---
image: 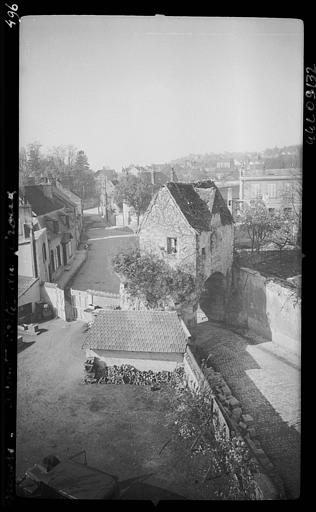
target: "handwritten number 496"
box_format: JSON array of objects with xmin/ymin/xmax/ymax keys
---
[{"xmin": 5, "ymin": 4, "xmax": 19, "ymax": 28}]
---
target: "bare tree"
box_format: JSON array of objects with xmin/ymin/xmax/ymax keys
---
[{"xmin": 237, "ymin": 199, "xmax": 277, "ymax": 253}]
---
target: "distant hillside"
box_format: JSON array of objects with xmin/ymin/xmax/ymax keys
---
[{"xmin": 146, "ymin": 145, "xmax": 302, "ymax": 182}]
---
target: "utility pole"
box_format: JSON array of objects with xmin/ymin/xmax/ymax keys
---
[{"xmin": 29, "ymin": 224, "xmax": 38, "ymax": 278}]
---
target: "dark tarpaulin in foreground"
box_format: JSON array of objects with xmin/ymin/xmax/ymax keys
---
[{"xmin": 27, "ymin": 461, "xmax": 118, "ymax": 499}]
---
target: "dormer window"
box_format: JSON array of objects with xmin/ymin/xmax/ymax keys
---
[{"xmin": 167, "ymin": 237, "xmax": 177, "ymax": 254}]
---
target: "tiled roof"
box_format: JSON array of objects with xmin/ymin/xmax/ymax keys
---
[
  {"xmin": 53, "ymin": 188, "xmax": 77, "ymax": 208},
  {"xmin": 193, "ymin": 181, "xmax": 234, "ymax": 226},
  {"xmin": 18, "ymin": 275, "xmax": 39, "ymax": 298},
  {"xmin": 22, "ymin": 186, "xmax": 64, "ymax": 215},
  {"xmin": 166, "ymin": 182, "xmax": 213, "ymax": 231},
  {"xmin": 82, "ymin": 310, "xmax": 189, "ymax": 353},
  {"xmin": 165, "ymin": 181, "xmax": 233, "ymax": 230}
]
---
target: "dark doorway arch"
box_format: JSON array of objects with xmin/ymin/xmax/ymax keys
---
[{"xmin": 199, "ymin": 272, "xmax": 226, "ymax": 322}]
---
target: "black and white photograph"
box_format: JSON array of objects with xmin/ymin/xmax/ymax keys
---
[{"xmin": 14, "ymin": 15, "xmax": 302, "ymax": 501}]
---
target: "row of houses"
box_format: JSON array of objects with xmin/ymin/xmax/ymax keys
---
[
  {"xmin": 18, "ymin": 178, "xmax": 84, "ymax": 324},
  {"xmin": 94, "ymin": 164, "xmax": 301, "ymax": 230}
]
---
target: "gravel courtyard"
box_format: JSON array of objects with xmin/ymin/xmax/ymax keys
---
[{"xmin": 16, "ymin": 318, "xmax": 214, "ymax": 500}]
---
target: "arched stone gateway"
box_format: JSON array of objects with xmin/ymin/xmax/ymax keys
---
[{"xmin": 199, "ymin": 272, "xmax": 226, "ymax": 322}]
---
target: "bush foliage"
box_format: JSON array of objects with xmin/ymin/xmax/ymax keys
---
[
  {"xmin": 112, "ymin": 249, "xmax": 200, "ymax": 308},
  {"xmin": 166, "ymin": 384, "xmax": 263, "ymax": 500}
]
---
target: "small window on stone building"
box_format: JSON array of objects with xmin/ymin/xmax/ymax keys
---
[
  {"xmin": 65, "ymin": 215, "xmax": 70, "ymax": 228},
  {"xmin": 283, "ymin": 207, "xmax": 292, "ymax": 216},
  {"xmin": 167, "ymin": 237, "xmax": 177, "ymax": 254},
  {"xmin": 201, "ymin": 247, "xmax": 206, "ymax": 260}
]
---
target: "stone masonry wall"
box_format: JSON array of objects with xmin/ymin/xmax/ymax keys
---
[
  {"xmin": 139, "ymin": 187, "xmax": 197, "ymax": 274},
  {"xmin": 198, "ymin": 215, "xmax": 234, "ymax": 279},
  {"xmin": 227, "ymin": 266, "xmax": 301, "ymax": 356},
  {"xmin": 184, "ymin": 346, "xmax": 281, "ymax": 498}
]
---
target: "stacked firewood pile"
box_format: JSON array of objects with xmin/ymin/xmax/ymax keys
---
[{"xmin": 83, "ymin": 358, "xmax": 184, "ymax": 388}]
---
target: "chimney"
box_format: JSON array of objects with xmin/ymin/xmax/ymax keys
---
[
  {"xmin": 41, "ymin": 183, "xmax": 53, "ymax": 199},
  {"xmin": 170, "ymin": 167, "xmax": 177, "ymax": 182},
  {"xmin": 30, "ymin": 227, "xmax": 38, "ymax": 278}
]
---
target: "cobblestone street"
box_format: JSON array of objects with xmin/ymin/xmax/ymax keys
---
[{"xmin": 193, "ymin": 321, "xmax": 301, "ymax": 499}]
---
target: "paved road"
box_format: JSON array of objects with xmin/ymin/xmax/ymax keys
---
[
  {"xmin": 193, "ymin": 321, "xmax": 301, "ymax": 499},
  {"xmin": 70, "ymin": 223, "xmax": 139, "ymax": 293}
]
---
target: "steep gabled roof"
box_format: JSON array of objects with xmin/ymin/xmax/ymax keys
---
[
  {"xmin": 211, "ymin": 188, "xmax": 234, "ymax": 225},
  {"xmin": 193, "ymin": 181, "xmax": 234, "ymax": 226},
  {"xmin": 165, "ymin": 182, "xmax": 213, "ymax": 232},
  {"xmin": 82, "ymin": 310, "xmax": 189, "ymax": 353}
]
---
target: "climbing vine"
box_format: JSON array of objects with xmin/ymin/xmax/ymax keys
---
[{"xmin": 112, "ymin": 249, "xmax": 203, "ymax": 309}]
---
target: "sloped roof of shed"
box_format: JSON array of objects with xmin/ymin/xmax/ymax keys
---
[
  {"xmin": 18, "ymin": 275, "xmax": 39, "ymax": 298},
  {"xmin": 82, "ymin": 310, "xmax": 189, "ymax": 353}
]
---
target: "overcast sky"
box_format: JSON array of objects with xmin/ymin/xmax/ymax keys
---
[{"xmin": 20, "ymin": 16, "xmax": 304, "ymax": 171}]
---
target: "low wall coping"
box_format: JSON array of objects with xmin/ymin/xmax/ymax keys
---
[
  {"xmin": 43, "ymin": 282, "xmax": 58, "ymax": 289},
  {"xmin": 86, "ymin": 289, "xmax": 120, "ymax": 298},
  {"xmin": 240, "ymin": 267, "xmax": 264, "ymax": 277}
]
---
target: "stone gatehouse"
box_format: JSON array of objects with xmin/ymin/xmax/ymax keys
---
[{"xmin": 138, "ymin": 180, "xmax": 234, "ymax": 322}]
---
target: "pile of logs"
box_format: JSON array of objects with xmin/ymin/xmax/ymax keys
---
[{"xmin": 83, "ymin": 358, "xmax": 184, "ymax": 388}]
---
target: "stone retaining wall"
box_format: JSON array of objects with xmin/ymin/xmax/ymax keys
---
[
  {"xmin": 227, "ymin": 266, "xmax": 301, "ymax": 357},
  {"xmin": 183, "ymin": 346, "xmax": 283, "ymax": 499}
]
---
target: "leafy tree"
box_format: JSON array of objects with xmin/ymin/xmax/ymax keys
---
[
  {"xmin": 65, "ymin": 150, "xmax": 96, "ymax": 200},
  {"xmin": 112, "ymin": 249, "xmax": 200, "ymax": 309},
  {"xmin": 114, "ymin": 174, "xmax": 153, "ymax": 226},
  {"xmin": 268, "ymin": 211, "xmax": 295, "ymax": 261},
  {"xmin": 74, "ymin": 150, "xmax": 90, "ymax": 173},
  {"xmin": 237, "ymin": 199, "xmax": 278, "ymax": 253}
]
